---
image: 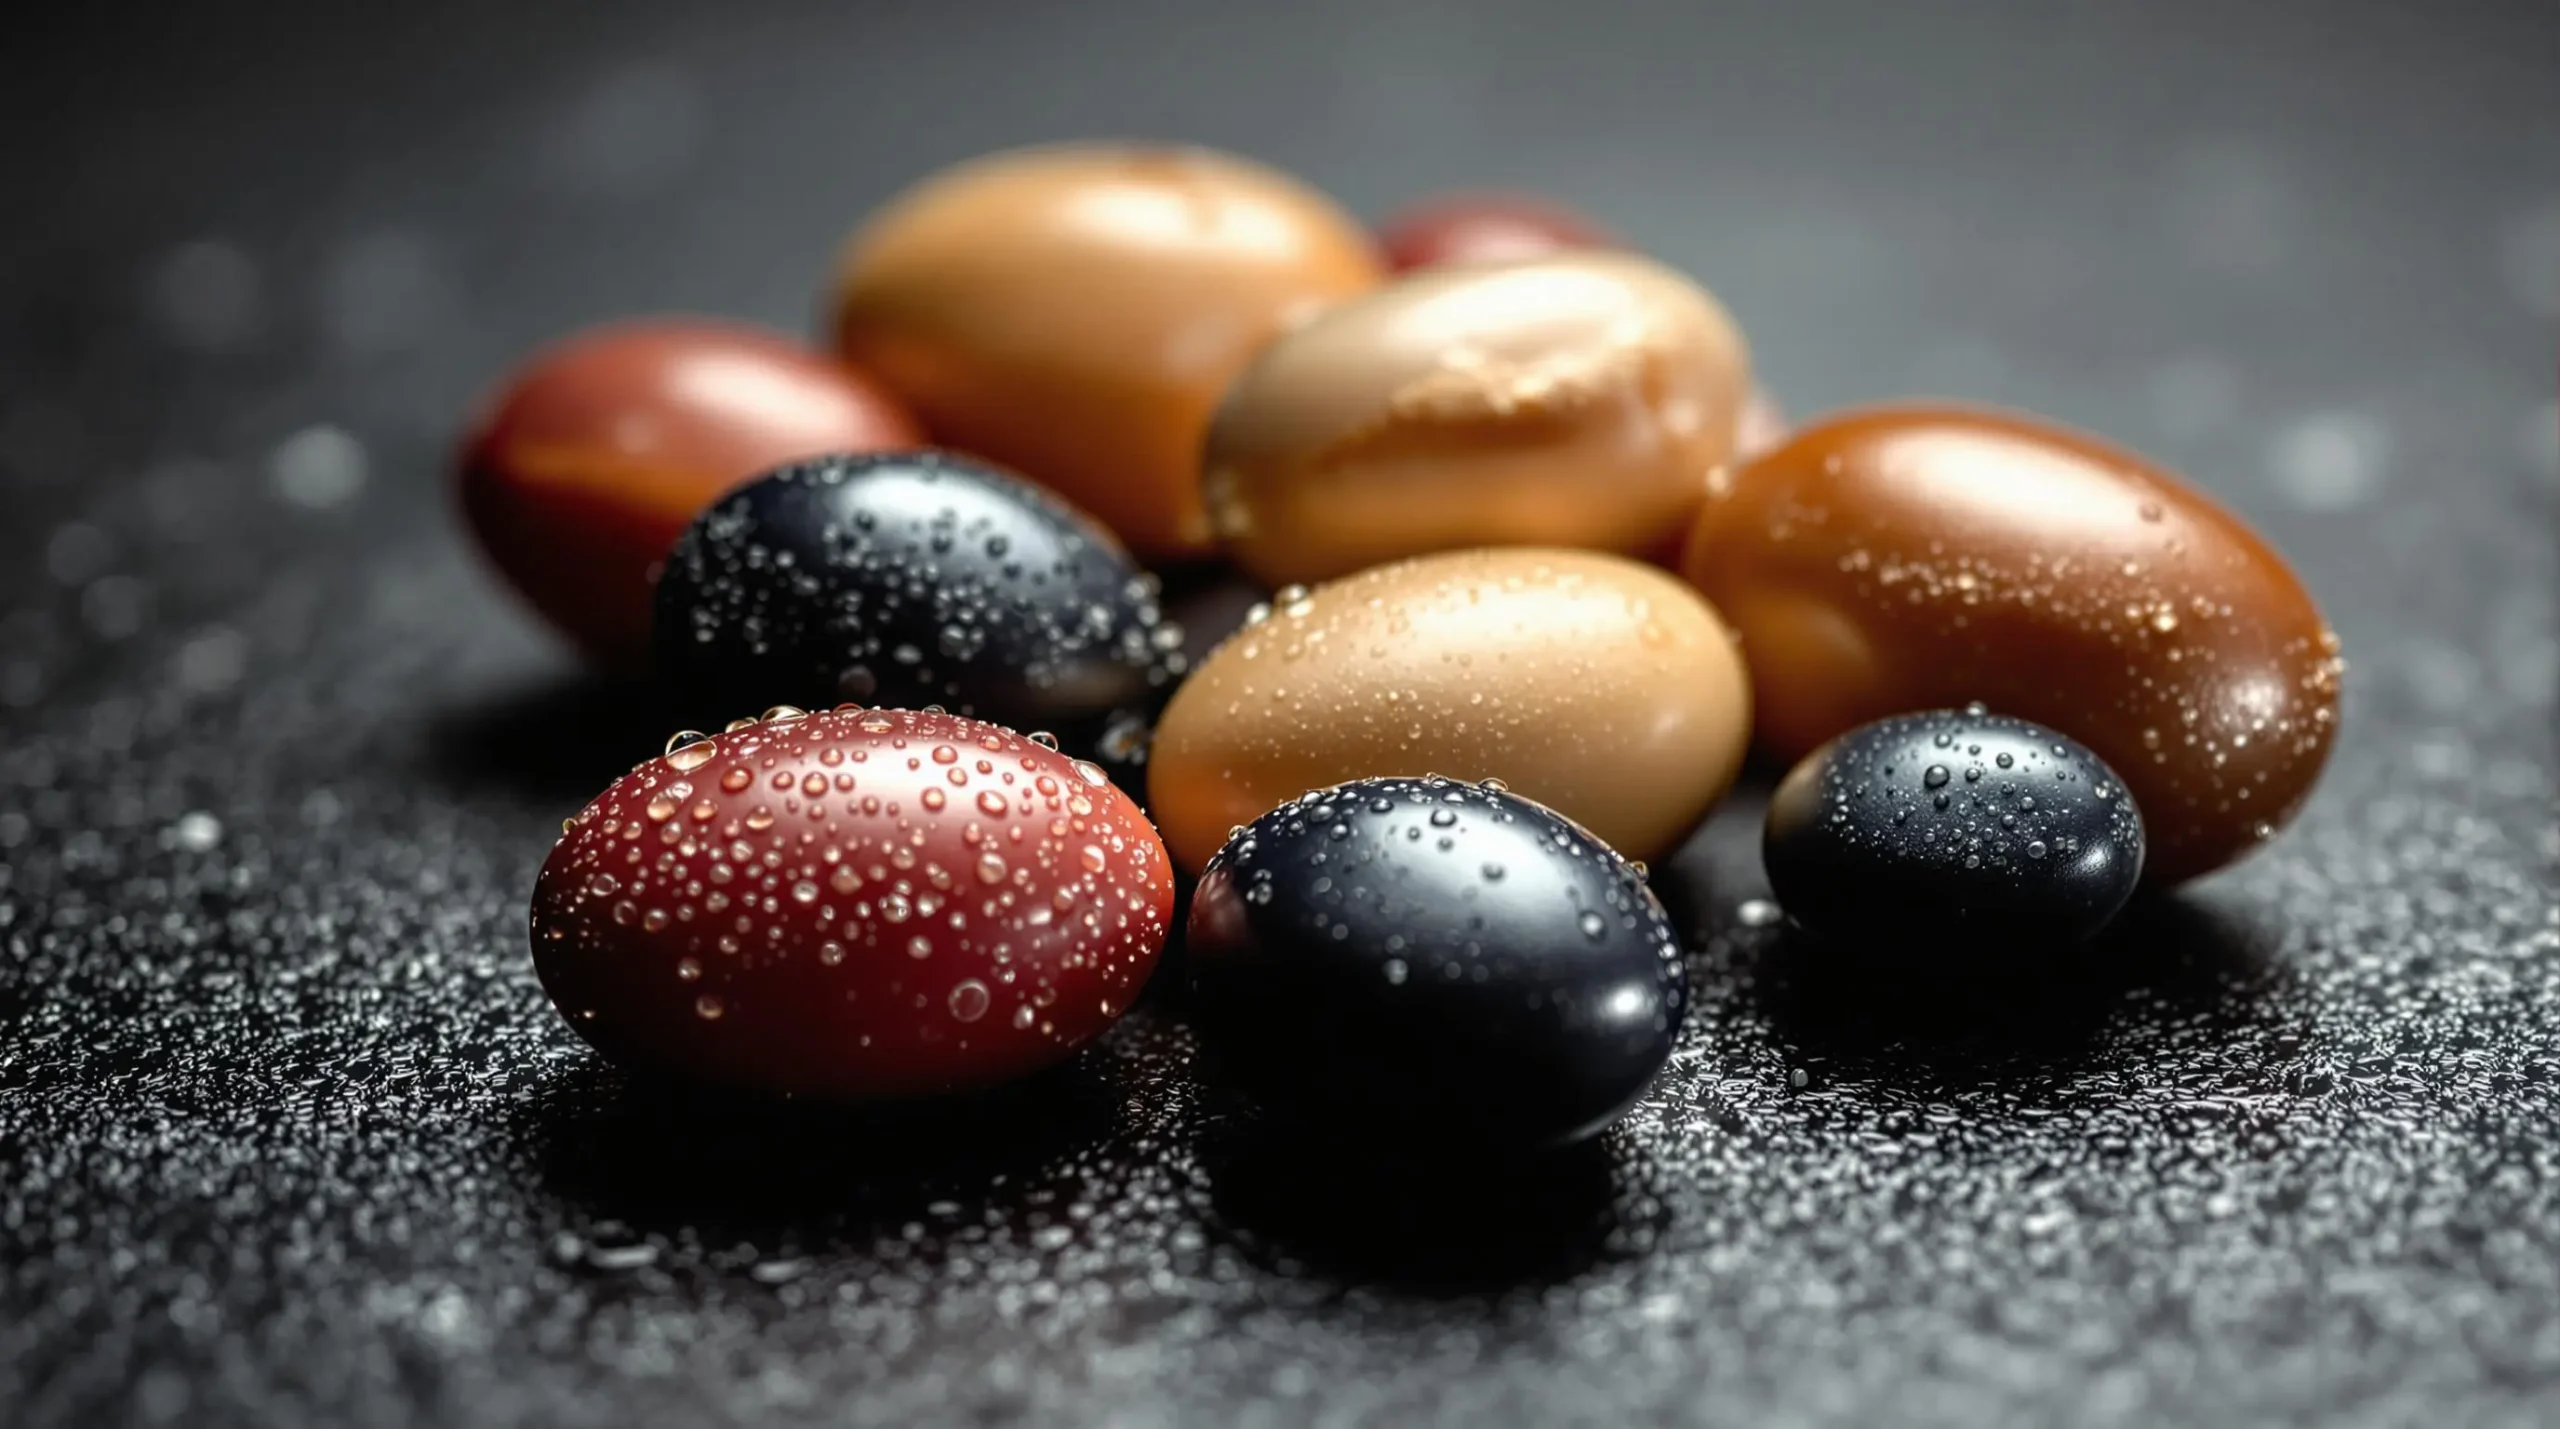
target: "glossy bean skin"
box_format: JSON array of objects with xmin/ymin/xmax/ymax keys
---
[
  {"xmin": 458, "ymin": 318, "xmax": 918, "ymax": 662},
  {"xmin": 1187, "ymin": 777, "xmax": 1686, "ymax": 1148},
  {"xmin": 652, "ymin": 452, "xmax": 1181, "ymax": 760},
  {"xmin": 1147, "ymin": 548, "xmax": 1753, "ymax": 875},
  {"xmin": 529, "ymin": 707, "xmax": 1174, "ymax": 1101},
  {"xmin": 832, "ymin": 143, "xmax": 1383, "ymax": 561},
  {"xmin": 1763, "ymin": 708, "xmax": 2146, "ymax": 949},
  {"xmin": 1202, "ymin": 252, "xmax": 1752, "ymax": 587},
  {"xmin": 1376, "ymin": 192, "xmax": 1618, "ymax": 270},
  {"xmin": 1684, "ymin": 404, "xmax": 2341, "ymax": 884}
]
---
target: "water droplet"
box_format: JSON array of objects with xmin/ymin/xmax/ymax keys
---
[
  {"xmin": 921, "ymin": 788, "xmax": 946, "ymax": 812},
  {"xmin": 642, "ymin": 908, "xmax": 671, "ymax": 933},
  {"xmin": 694, "ymin": 995, "xmax": 724, "ymax": 1020},
  {"xmin": 949, "ymin": 980, "xmax": 990, "ymax": 1022},
  {"xmin": 1383, "ymin": 958, "xmax": 1409, "ymax": 985},
  {"xmin": 791, "ymin": 881, "xmax": 819, "ymax": 904},
  {"xmin": 675, "ymin": 957, "xmax": 701, "ymax": 981},
  {"xmin": 585, "ymin": 873, "xmax": 619, "ymax": 898},
  {"xmin": 170, "ymin": 811, "xmax": 223, "ymax": 853},
  {"xmin": 1923, "ymin": 765, "xmax": 1950, "ymax": 788},
  {"xmin": 881, "ymin": 893, "xmax": 913, "ymax": 923},
  {"xmin": 976, "ymin": 790, "xmax": 1010, "ymax": 817},
  {"xmin": 1481, "ymin": 861, "xmax": 1505, "ymax": 881},
  {"xmin": 1079, "ymin": 845, "xmax": 1108, "ymax": 874},
  {"xmin": 1429, "ymin": 808, "xmax": 1458, "ymax": 827},
  {"xmin": 1736, "ymin": 898, "xmax": 1782, "ymax": 928},
  {"xmin": 762, "ymin": 704, "xmax": 807, "ymax": 723},
  {"xmin": 2026, "ymin": 840, "xmax": 2049, "ymax": 859},
  {"xmin": 664, "ymin": 733, "xmax": 715, "ymax": 770},
  {"xmin": 719, "ymin": 767, "xmax": 753, "ymax": 793},
  {"xmin": 819, "ymin": 941, "xmax": 846, "ymax": 966},
  {"xmin": 976, "ymin": 853, "xmax": 1007, "ymax": 884},
  {"xmin": 907, "ymin": 935, "xmax": 934, "ymax": 959},
  {"xmin": 1070, "ymin": 760, "xmax": 1110, "ymax": 787},
  {"xmin": 645, "ymin": 795, "xmax": 678, "ymax": 823},
  {"xmin": 1578, "ymin": 911, "xmax": 1607, "ymax": 940}
]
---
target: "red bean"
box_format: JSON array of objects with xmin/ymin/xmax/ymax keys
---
[{"xmin": 529, "ymin": 706, "xmax": 1174, "ymax": 1099}]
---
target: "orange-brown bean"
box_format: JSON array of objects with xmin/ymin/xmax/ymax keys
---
[
  {"xmin": 1202, "ymin": 252, "xmax": 1750, "ymax": 587},
  {"xmin": 1148, "ymin": 547, "xmax": 1753, "ymax": 875},
  {"xmin": 831, "ymin": 144, "xmax": 1383, "ymax": 561},
  {"xmin": 1682, "ymin": 403, "xmax": 2341, "ymax": 884}
]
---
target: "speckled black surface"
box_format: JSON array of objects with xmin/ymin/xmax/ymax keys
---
[{"xmin": 2, "ymin": 3, "xmax": 2555, "ymax": 1425}]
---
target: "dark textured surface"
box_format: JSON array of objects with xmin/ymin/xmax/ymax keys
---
[{"xmin": 2, "ymin": 2, "xmax": 2556, "ymax": 1426}]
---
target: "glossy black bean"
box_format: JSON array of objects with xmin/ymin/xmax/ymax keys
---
[
  {"xmin": 652, "ymin": 451, "xmax": 1182, "ymax": 754},
  {"xmin": 1185, "ymin": 776, "xmax": 1687, "ymax": 1149},
  {"xmin": 1762, "ymin": 706, "xmax": 2146, "ymax": 950}
]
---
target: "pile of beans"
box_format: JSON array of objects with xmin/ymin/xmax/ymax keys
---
[{"xmin": 469, "ymin": 143, "xmax": 2341, "ymax": 1147}]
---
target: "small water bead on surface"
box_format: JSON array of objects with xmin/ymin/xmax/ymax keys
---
[
  {"xmin": 1185, "ymin": 775, "xmax": 1686, "ymax": 1149},
  {"xmin": 527, "ymin": 705, "xmax": 1174, "ymax": 1100},
  {"xmin": 665, "ymin": 736, "xmax": 717, "ymax": 773},
  {"xmin": 1763, "ymin": 707, "xmax": 2147, "ymax": 952}
]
